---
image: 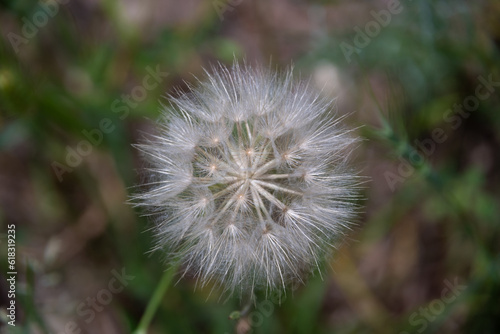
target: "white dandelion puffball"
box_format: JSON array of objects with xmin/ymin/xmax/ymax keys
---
[{"xmin": 134, "ymin": 62, "xmax": 362, "ymax": 295}]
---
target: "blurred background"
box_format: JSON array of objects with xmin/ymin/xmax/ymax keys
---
[{"xmin": 1, "ymin": 0, "xmax": 499, "ymax": 333}]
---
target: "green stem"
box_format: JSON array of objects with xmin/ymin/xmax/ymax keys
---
[{"xmin": 133, "ymin": 263, "xmax": 179, "ymax": 334}]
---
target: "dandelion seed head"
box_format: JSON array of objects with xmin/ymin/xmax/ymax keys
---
[{"xmin": 133, "ymin": 61, "xmax": 363, "ymax": 296}]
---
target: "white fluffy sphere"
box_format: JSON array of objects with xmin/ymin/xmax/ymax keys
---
[{"xmin": 133, "ymin": 62, "xmax": 363, "ymax": 296}]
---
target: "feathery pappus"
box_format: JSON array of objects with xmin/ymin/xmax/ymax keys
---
[{"xmin": 133, "ymin": 61, "xmax": 363, "ymax": 296}]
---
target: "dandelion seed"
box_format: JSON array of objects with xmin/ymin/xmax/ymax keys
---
[{"xmin": 133, "ymin": 61, "xmax": 363, "ymax": 296}]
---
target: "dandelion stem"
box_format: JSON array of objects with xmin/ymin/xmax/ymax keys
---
[{"xmin": 133, "ymin": 263, "xmax": 179, "ymax": 334}]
